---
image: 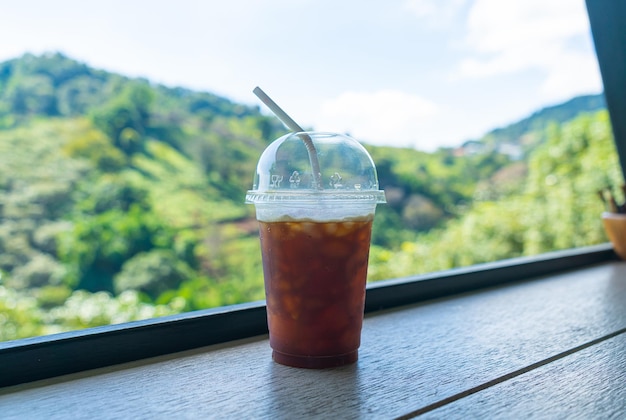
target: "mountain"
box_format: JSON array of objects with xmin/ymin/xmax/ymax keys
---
[
  {"xmin": 0, "ymin": 52, "xmax": 264, "ymax": 121},
  {"xmin": 0, "ymin": 52, "xmax": 288, "ymax": 200},
  {"xmin": 460, "ymin": 93, "xmax": 606, "ymax": 158},
  {"xmin": 0, "ymin": 52, "xmax": 290, "ymax": 306},
  {"xmin": 0, "ymin": 52, "xmax": 616, "ymax": 341}
]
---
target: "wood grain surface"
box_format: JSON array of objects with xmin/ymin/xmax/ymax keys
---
[
  {"xmin": 1, "ymin": 262, "xmax": 625, "ymax": 419},
  {"xmin": 421, "ymin": 334, "xmax": 626, "ymax": 419}
]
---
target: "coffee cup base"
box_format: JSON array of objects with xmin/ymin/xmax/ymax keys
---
[{"xmin": 272, "ymin": 350, "xmax": 358, "ymax": 369}]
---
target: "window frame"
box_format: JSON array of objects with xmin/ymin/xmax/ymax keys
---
[
  {"xmin": 585, "ymin": 0, "xmax": 626, "ymax": 180},
  {"xmin": 1, "ymin": 0, "xmax": 624, "ymax": 388}
]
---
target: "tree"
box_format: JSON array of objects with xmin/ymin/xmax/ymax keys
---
[
  {"xmin": 114, "ymin": 250, "xmax": 193, "ymax": 299},
  {"xmin": 58, "ymin": 204, "xmax": 175, "ymax": 293},
  {"xmin": 91, "ymin": 83, "xmax": 154, "ymax": 154},
  {"xmin": 4, "ymin": 75, "xmax": 57, "ymax": 115}
]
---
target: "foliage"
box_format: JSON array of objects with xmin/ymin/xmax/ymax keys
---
[
  {"xmin": 44, "ymin": 290, "xmax": 185, "ymax": 331},
  {"xmin": 58, "ymin": 204, "xmax": 176, "ymax": 292},
  {"xmin": 0, "ymin": 53, "xmax": 619, "ymax": 342},
  {"xmin": 114, "ymin": 249, "xmax": 194, "ymax": 298},
  {"xmin": 476, "ymin": 94, "xmax": 606, "ymax": 156},
  {"xmin": 0, "ymin": 285, "xmax": 45, "ymax": 341},
  {"xmin": 366, "ymin": 144, "xmax": 511, "ymax": 246},
  {"xmin": 63, "ymin": 126, "xmax": 127, "ymax": 171},
  {"xmin": 0, "ymin": 285, "xmax": 185, "ymax": 342},
  {"xmin": 368, "ymin": 111, "xmax": 621, "ymax": 280},
  {"xmin": 91, "ymin": 82, "xmax": 153, "ymax": 154}
]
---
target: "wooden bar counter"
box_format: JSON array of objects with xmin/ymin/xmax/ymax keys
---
[{"xmin": 1, "ymin": 261, "xmax": 625, "ymax": 418}]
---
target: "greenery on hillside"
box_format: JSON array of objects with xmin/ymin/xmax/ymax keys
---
[
  {"xmin": 472, "ymin": 93, "xmax": 606, "ymax": 156},
  {"xmin": 368, "ymin": 111, "xmax": 622, "ymax": 279},
  {"xmin": 0, "ymin": 53, "xmax": 621, "ymax": 342}
]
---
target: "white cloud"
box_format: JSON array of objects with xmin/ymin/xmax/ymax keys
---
[
  {"xmin": 404, "ymin": 0, "xmax": 468, "ymax": 28},
  {"xmin": 316, "ymin": 90, "xmax": 439, "ymax": 148},
  {"xmin": 465, "ymin": 0, "xmax": 588, "ymax": 53},
  {"xmin": 454, "ymin": 0, "xmax": 602, "ymax": 100}
]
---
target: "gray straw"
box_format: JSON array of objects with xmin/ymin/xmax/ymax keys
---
[{"xmin": 253, "ymin": 87, "xmax": 322, "ymax": 189}]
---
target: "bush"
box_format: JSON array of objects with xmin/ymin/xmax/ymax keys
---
[
  {"xmin": 10, "ymin": 253, "xmax": 67, "ymax": 288},
  {"xmin": 0, "ymin": 285, "xmax": 44, "ymax": 341},
  {"xmin": 45, "ymin": 289, "xmax": 185, "ymax": 330},
  {"xmin": 32, "ymin": 221, "xmax": 73, "ymax": 255},
  {"xmin": 114, "ymin": 250, "xmax": 194, "ymax": 299}
]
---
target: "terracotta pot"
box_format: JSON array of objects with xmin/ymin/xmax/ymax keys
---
[{"xmin": 602, "ymin": 212, "xmax": 626, "ymax": 259}]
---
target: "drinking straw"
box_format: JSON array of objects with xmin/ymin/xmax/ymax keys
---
[{"xmin": 253, "ymin": 87, "xmax": 323, "ymax": 189}]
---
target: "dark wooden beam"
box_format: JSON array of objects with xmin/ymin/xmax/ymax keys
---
[{"xmin": 586, "ymin": 0, "xmax": 626, "ymax": 181}]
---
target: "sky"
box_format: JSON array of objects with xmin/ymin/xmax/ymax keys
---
[{"xmin": 0, "ymin": 0, "xmax": 603, "ymax": 151}]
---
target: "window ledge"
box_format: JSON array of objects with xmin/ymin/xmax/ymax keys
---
[
  {"xmin": 0, "ymin": 244, "xmax": 614, "ymax": 388},
  {"xmin": 1, "ymin": 253, "xmax": 625, "ymax": 418}
]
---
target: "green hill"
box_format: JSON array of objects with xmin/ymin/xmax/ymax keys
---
[
  {"xmin": 0, "ymin": 53, "xmax": 289, "ymax": 338},
  {"xmin": 0, "ymin": 53, "xmax": 619, "ymax": 341},
  {"xmin": 462, "ymin": 93, "xmax": 606, "ymax": 158}
]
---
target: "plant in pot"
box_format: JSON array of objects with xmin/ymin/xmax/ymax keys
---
[{"xmin": 600, "ymin": 185, "xmax": 626, "ymax": 259}]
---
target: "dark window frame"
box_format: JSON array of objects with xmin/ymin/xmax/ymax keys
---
[{"xmin": 0, "ymin": 0, "xmax": 623, "ymax": 388}]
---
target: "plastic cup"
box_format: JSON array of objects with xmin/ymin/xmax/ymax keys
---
[{"xmin": 246, "ymin": 131, "xmax": 386, "ymax": 368}]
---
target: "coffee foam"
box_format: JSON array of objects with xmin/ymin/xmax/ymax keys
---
[{"xmin": 253, "ymin": 202, "xmax": 376, "ymax": 223}]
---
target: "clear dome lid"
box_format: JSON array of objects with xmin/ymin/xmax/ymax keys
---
[{"xmin": 246, "ymin": 132, "xmax": 386, "ymax": 204}]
